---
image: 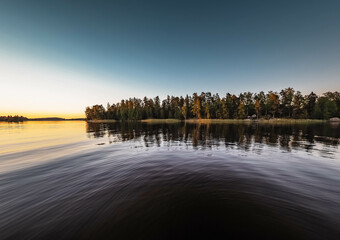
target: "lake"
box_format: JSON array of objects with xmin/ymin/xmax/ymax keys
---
[{"xmin": 1, "ymin": 121, "xmax": 340, "ymax": 239}]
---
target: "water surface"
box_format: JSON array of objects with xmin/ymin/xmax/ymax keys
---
[{"xmin": 1, "ymin": 121, "xmax": 340, "ymax": 239}]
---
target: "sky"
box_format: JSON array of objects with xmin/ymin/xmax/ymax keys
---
[{"xmin": 0, "ymin": 0, "xmax": 340, "ymax": 118}]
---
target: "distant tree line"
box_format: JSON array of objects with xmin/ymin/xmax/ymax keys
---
[
  {"xmin": 0, "ymin": 115, "xmax": 28, "ymax": 122},
  {"xmin": 85, "ymin": 88, "xmax": 340, "ymax": 121}
]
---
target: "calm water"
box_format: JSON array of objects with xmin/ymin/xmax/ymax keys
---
[{"xmin": 1, "ymin": 121, "xmax": 340, "ymax": 239}]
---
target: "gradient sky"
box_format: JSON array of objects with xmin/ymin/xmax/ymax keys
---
[{"xmin": 1, "ymin": 0, "xmax": 340, "ymax": 118}]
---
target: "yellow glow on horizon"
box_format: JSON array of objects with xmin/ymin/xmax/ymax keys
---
[
  {"xmin": 1, "ymin": 111, "xmax": 85, "ymax": 119},
  {"xmin": 0, "ymin": 50, "xmax": 133, "ymax": 119}
]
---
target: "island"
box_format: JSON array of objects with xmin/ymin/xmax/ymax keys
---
[{"xmin": 85, "ymin": 88, "xmax": 340, "ymax": 122}]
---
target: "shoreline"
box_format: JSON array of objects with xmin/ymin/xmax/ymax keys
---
[
  {"xmin": 1, "ymin": 118, "xmax": 329, "ymax": 124},
  {"xmin": 86, "ymin": 118, "xmax": 327, "ymax": 124}
]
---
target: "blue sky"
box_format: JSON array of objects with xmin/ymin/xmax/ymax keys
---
[{"xmin": 0, "ymin": 0, "xmax": 339, "ymax": 117}]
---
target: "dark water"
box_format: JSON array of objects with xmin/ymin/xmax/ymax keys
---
[{"xmin": 1, "ymin": 121, "xmax": 340, "ymax": 239}]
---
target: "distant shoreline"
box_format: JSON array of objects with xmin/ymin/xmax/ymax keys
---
[
  {"xmin": 28, "ymin": 118, "xmax": 85, "ymax": 121},
  {"xmin": 0, "ymin": 118, "xmax": 85, "ymax": 122}
]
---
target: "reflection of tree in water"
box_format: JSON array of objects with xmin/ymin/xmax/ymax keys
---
[
  {"xmin": 86, "ymin": 123, "xmax": 106, "ymax": 138},
  {"xmin": 86, "ymin": 122, "xmax": 340, "ymax": 154}
]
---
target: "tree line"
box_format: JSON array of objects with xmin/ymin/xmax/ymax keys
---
[
  {"xmin": 85, "ymin": 88, "xmax": 340, "ymax": 121},
  {"xmin": 0, "ymin": 115, "xmax": 28, "ymax": 122}
]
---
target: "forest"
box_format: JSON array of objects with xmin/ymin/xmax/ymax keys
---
[
  {"xmin": 85, "ymin": 88, "xmax": 340, "ymax": 121},
  {"xmin": 0, "ymin": 115, "xmax": 28, "ymax": 122}
]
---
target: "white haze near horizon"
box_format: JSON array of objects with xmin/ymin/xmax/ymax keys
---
[{"xmin": 0, "ymin": 52, "xmax": 142, "ymax": 118}]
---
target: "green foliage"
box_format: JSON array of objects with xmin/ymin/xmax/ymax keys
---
[
  {"xmin": 280, "ymin": 87, "xmax": 294, "ymax": 117},
  {"xmin": 85, "ymin": 89, "xmax": 339, "ymax": 121},
  {"xmin": 313, "ymin": 96, "xmax": 338, "ymax": 119},
  {"xmin": 237, "ymin": 102, "xmax": 246, "ymax": 119}
]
